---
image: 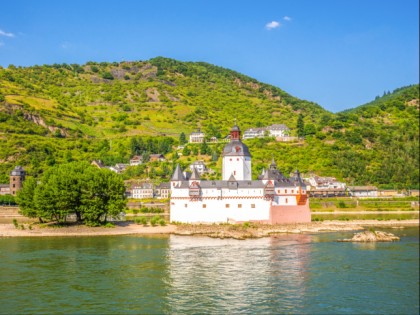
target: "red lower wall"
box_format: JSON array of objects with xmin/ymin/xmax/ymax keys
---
[{"xmin": 269, "ymin": 203, "xmax": 311, "ymax": 224}]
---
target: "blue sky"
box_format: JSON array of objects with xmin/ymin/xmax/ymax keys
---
[{"xmin": 0, "ymin": 0, "xmax": 418, "ymax": 112}]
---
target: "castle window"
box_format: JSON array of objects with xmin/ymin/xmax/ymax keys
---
[
  {"xmin": 234, "ymin": 171, "xmax": 236, "ymax": 175},
  {"xmin": 237, "ymin": 158, "xmax": 239, "ymax": 161},
  {"xmin": 238, "ymin": 204, "xmax": 242, "ymax": 208},
  {"xmin": 285, "ymin": 198, "xmax": 288, "ymax": 204},
  {"xmin": 12, "ymin": 184, "xmax": 15, "ymax": 188},
  {"xmin": 291, "ymin": 190, "xmax": 294, "ymax": 193},
  {"xmin": 202, "ymin": 204, "xmax": 207, "ymax": 208},
  {"xmin": 285, "ymin": 189, "xmax": 287, "ymax": 193},
  {"xmin": 225, "ymin": 204, "xmax": 230, "ymax": 208},
  {"xmin": 184, "ymin": 204, "xmax": 188, "ymax": 208},
  {"xmin": 251, "ymin": 204, "xmax": 255, "ymax": 208}
]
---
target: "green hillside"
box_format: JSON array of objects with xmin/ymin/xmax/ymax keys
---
[{"xmin": 0, "ymin": 58, "xmax": 418, "ymax": 189}]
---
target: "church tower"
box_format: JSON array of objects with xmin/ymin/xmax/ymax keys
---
[
  {"xmin": 222, "ymin": 125, "xmax": 252, "ymax": 180},
  {"xmin": 10, "ymin": 166, "xmax": 25, "ymax": 196}
]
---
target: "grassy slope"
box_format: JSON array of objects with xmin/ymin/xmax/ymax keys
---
[{"xmin": 0, "ymin": 58, "xmax": 418, "ymax": 188}]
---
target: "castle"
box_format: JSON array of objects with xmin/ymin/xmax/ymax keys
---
[{"xmin": 170, "ymin": 125, "xmax": 311, "ymax": 224}]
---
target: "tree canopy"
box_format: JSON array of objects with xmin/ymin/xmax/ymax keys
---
[{"xmin": 17, "ymin": 162, "xmax": 126, "ymax": 225}]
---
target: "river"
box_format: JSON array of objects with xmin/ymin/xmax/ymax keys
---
[{"xmin": 0, "ymin": 228, "xmax": 418, "ymax": 314}]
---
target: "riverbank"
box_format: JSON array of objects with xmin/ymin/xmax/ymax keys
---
[{"xmin": 0, "ymin": 220, "xmax": 418, "ymax": 239}]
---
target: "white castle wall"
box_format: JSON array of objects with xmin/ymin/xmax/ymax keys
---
[
  {"xmin": 222, "ymin": 156, "xmax": 251, "ymax": 180},
  {"xmin": 170, "ymin": 198, "xmax": 271, "ymax": 223}
]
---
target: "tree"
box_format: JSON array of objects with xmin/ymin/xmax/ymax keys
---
[
  {"xmin": 179, "ymin": 132, "xmax": 187, "ymax": 145},
  {"xmin": 16, "ymin": 177, "xmax": 40, "ymax": 221},
  {"xmin": 297, "ymin": 114, "xmax": 305, "ymax": 137},
  {"xmin": 200, "ymin": 141, "xmax": 209, "ymax": 155},
  {"xmin": 304, "ymin": 123, "xmax": 316, "ymax": 136},
  {"xmin": 182, "ymin": 146, "xmax": 190, "ymax": 156},
  {"xmin": 79, "ymin": 168, "xmax": 126, "ymax": 226},
  {"xmin": 17, "ymin": 162, "xmax": 127, "ymax": 225}
]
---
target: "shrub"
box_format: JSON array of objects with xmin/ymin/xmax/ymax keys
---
[
  {"xmin": 150, "ymin": 215, "xmax": 161, "ymax": 226},
  {"xmin": 135, "ymin": 217, "xmax": 148, "ymax": 225},
  {"xmin": 12, "ymin": 219, "xmax": 18, "ymax": 229},
  {"xmin": 337, "ymin": 201, "xmax": 347, "ymax": 208}
]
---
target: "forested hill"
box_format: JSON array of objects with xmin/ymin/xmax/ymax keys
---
[{"xmin": 0, "ymin": 58, "xmax": 418, "ymax": 188}]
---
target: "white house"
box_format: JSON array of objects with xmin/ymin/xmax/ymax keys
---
[
  {"xmin": 266, "ymin": 124, "xmax": 290, "ymax": 137},
  {"xmin": 348, "ymin": 186, "xmax": 378, "ymax": 198},
  {"xmin": 129, "ymin": 155, "xmax": 143, "ymax": 166},
  {"xmin": 189, "ymin": 160, "xmax": 208, "ymax": 174},
  {"xmin": 155, "ymin": 182, "xmax": 171, "ymax": 199},
  {"xmin": 132, "ymin": 182, "xmax": 154, "ymax": 199},
  {"xmin": 189, "ymin": 129, "xmax": 205, "ymax": 143},
  {"xmin": 243, "ymin": 124, "xmax": 290, "ymax": 139}
]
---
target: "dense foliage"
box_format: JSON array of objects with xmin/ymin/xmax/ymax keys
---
[
  {"xmin": 0, "ymin": 58, "xmax": 418, "ymax": 189},
  {"xmin": 16, "ymin": 162, "xmax": 126, "ymax": 225}
]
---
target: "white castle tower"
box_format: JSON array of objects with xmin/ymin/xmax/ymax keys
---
[{"xmin": 222, "ymin": 125, "xmax": 252, "ymax": 180}]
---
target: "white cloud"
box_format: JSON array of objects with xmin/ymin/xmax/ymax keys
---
[
  {"xmin": 265, "ymin": 21, "xmax": 281, "ymax": 30},
  {"xmin": 283, "ymin": 16, "xmax": 292, "ymax": 21},
  {"xmin": 0, "ymin": 29, "xmax": 15, "ymax": 37}
]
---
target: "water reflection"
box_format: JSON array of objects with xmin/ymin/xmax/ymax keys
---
[
  {"xmin": 0, "ymin": 236, "xmax": 171, "ymax": 315},
  {"xmin": 166, "ymin": 234, "xmax": 312, "ymax": 314}
]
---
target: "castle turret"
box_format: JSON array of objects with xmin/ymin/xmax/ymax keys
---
[
  {"xmin": 222, "ymin": 125, "xmax": 252, "ymax": 180},
  {"xmin": 171, "ymin": 164, "xmax": 185, "ymax": 188},
  {"xmin": 10, "ymin": 166, "xmax": 25, "ymax": 195}
]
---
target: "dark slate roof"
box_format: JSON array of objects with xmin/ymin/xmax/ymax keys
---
[
  {"xmin": 231, "ymin": 125, "xmax": 240, "ymax": 132},
  {"xmin": 174, "ymin": 179, "xmax": 305, "ymax": 189},
  {"xmin": 156, "ymin": 182, "xmax": 171, "ymax": 189},
  {"xmin": 171, "ymin": 164, "xmax": 185, "ymax": 181},
  {"xmin": 190, "ymin": 167, "xmax": 200, "ymax": 180},
  {"xmin": 289, "ymin": 170, "xmax": 306, "ymax": 188},
  {"xmin": 222, "ymin": 139, "xmax": 251, "ymax": 157},
  {"xmin": 10, "ymin": 166, "xmax": 25, "ymax": 176}
]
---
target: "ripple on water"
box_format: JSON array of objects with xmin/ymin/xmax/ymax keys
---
[{"xmin": 0, "ymin": 229, "xmax": 418, "ymax": 314}]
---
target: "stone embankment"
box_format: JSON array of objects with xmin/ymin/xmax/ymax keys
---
[{"xmin": 339, "ymin": 230, "xmax": 400, "ymax": 242}]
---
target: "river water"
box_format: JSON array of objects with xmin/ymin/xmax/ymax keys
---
[{"xmin": 0, "ymin": 228, "xmax": 418, "ymax": 314}]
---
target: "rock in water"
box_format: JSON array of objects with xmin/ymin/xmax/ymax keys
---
[{"xmin": 339, "ymin": 230, "xmax": 400, "ymax": 242}]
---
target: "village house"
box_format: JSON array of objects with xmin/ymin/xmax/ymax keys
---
[
  {"xmin": 308, "ymin": 175, "xmax": 346, "ymax": 190},
  {"xmin": 378, "ymin": 189, "xmax": 405, "ymax": 197},
  {"xmin": 305, "ymin": 175, "xmax": 347, "ymax": 197},
  {"xmin": 109, "ymin": 163, "xmax": 128, "ymax": 174},
  {"xmin": 189, "ymin": 129, "xmax": 205, "ymax": 143},
  {"xmin": 0, "ymin": 184, "xmax": 10, "ymax": 196},
  {"xmin": 189, "ymin": 160, "xmax": 208, "ymax": 174},
  {"xmin": 149, "ymin": 154, "xmax": 166, "ymax": 162},
  {"xmin": 348, "ymin": 186, "xmax": 378, "ymax": 198},
  {"xmin": 243, "ymin": 124, "xmax": 290, "ymax": 140},
  {"xmin": 129, "ymin": 155, "xmax": 143, "ymax": 166},
  {"xmin": 91, "ymin": 160, "xmax": 105, "ymax": 169},
  {"xmin": 131, "ymin": 182, "xmax": 154, "ymax": 199},
  {"xmin": 155, "ymin": 182, "xmax": 171, "ymax": 199}
]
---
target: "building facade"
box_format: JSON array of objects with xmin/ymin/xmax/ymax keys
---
[
  {"xmin": 189, "ymin": 129, "xmax": 205, "ymax": 143},
  {"xmin": 131, "ymin": 182, "xmax": 154, "ymax": 199},
  {"xmin": 243, "ymin": 124, "xmax": 290, "ymax": 140},
  {"xmin": 170, "ymin": 125, "xmax": 311, "ymax": 224}
]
